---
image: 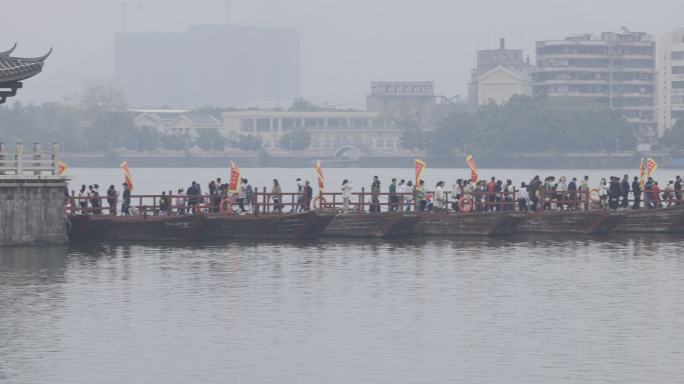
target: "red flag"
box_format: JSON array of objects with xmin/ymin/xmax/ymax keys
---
[
  {"xmin": 229, "ymin": 161, "xmax": 241, "ymax": 193},
  {"xmin": 647, "ymin": 158, "xmax": 658, "ymax": 179},
  {"xmin": 466, "ymin": 155, "xmax": 478, "ymax": 182},
  {"xmin": 414, "ymin": 159, "xmax": 426, "ymax": 186},
  {"xmin": 58, "ymin": 161, "xmax": 68, "ymax": 176},
  {"xmin": 639, "ymin": 157, "xmax": 646, "ymax": 187},
  {"xmin": 120, "ymin": 161, "xmax": 133, "ymax": 190},
  {"xmin": 316, "ymin": 160, "xmax": 324, "ymax": 190}
]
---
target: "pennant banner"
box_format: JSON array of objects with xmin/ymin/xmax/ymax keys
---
[
  {"xmin": 316, "ymin": 160, "xmax": 324, "ymax": 190},
  {"xmin": 58, "ymin": 161, "xmax": 68, "ymax": 176},
  {"xmin": 120, "ymin": 161, "xmax": 133, "ymax": 190},
  {"xmin": 466, "ymin": 155, "xmax": 478, "ymax": 182},
  {"xmin": 229, "ymin": 161, "xmax": 241, "ymax": 193},
  {"xmin": 639, "ymin": 157, "xmax": 647, "ymax": 187},
  {"xmin": 414, "ymin": 159, "xmax": 426, "ymax": 186},
  {"xmin": 647, "ymin": 157, "xmax": 658, "ymax": 179}
]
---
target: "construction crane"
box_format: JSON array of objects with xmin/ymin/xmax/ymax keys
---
[{"xmin": 102, "ymin": 1, "xmax": 142, "ymax": 32}]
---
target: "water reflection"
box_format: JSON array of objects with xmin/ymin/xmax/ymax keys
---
[{"xmin": 1, "ymin": 238, "xmax": 684, "ymax": 383}]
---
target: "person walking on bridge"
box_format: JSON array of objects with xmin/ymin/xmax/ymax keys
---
[
  {"xmin": 341, "ymin": 179, "xmax": 353, "ymax": 213},
  {"xmin": 370, "ymin": 176, "xmax": 381, "ymax": 213},
  {"xmin": 621, "ymin": 175, "xmax": 631, "ymax": 208},
  {"xmin": 106, "ymin": 185, "xmax": 118, "ymax": 215},
  {"xmin": 631, "ymin": 177, "xmax": 642, "ymax": 209},
  {"xmin": 121, "ymin": 183, "xmax": 131, "ymax": 216},
  {"xmin": 389, "ymin": 178, "xmax": 398, "ymax": 212}
]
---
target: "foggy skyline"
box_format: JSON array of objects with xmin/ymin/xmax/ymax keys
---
[{"xmin": 4, "ymin": 0, "xmax": 684, "ymax": 107}]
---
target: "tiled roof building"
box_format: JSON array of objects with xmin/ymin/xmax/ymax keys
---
[{"xmin": 0, "ymin": 44, "xmax": 51, "ymax": 103}]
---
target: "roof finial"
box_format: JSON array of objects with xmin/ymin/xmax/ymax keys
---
[{"xmin": 0, "ymin": 43, "xmax": 17, "ymax": 57}]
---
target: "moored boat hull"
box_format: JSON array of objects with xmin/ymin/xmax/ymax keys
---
[
  {"xmin": 512, "ymin": 210, "xmax": 624, "ymax": 235},
  {"xmin": 68, "ymin": 214, "xmax": 207, "ymax": 243},
  {"xmin": 614, "ymin": 206, "xmax": 684, "ymax": 233},
  {"xmin": 322, "ymin": 212, "xmax": 419, "ymax": 238},
  {"xmin": 203, "ymin": 211, "xmax": 320, "ymax": 240},
  {"xmin": 414, "ymin": 212, "xmax": 521, "ymax": 236}
]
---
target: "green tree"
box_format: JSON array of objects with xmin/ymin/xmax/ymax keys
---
[
  {"xmin": 661, "ymin": 119, "xmax": 684, "ymax": 151},
  {"xmin": 289, "ymin": 98, "xmax": 324, "ymax": 112},
  {"xmin": 160, "ymin": 133, "xmax": 188, "ymax": 151},
  {"xmin": 237, "ymin": 135, "xmax": 263, "ymax": 151},
  {"xmin": 279, "ymin": 130, "xmax": 311, "ymax": 151},
  {"xmin": 429, "ymin": 95, "xmax": 636, "ymax": 156},
  {"xmin": 195, "ymin": 129, "xmax": 226, "ymax": 151}
]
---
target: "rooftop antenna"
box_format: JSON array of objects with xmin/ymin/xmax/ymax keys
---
[{"xmin": 104, "ymin": 1, "xmax": 142, "ymax": 32}]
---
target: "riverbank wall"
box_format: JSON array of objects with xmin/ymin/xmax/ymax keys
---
[{"xmin": 0, "ymin": 176, "xmax": 68, "ymax": 246}]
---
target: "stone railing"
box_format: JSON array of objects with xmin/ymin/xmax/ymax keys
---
[{"xmin": 0, "ymin": 142, "xmax": 61, "ymax": 176}]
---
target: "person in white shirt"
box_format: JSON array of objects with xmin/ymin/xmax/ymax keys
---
[
  {"xmin": 517, "ymin": 182, "xmax": 529, "ymax": 211},
  {"xmin": 341, "ymin": 179, "xmax": 353, "ymax": 212},
  {"xmin": 397, "ymin": 179, "xmax": 406, "ymax": 211},
  {"xmin": 434, "ymin": 181, "xmax": 446, "ymax": 211}
]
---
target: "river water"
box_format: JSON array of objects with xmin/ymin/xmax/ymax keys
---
[{"xmin": 2, "ymin": 168, "xmax": 684, "ymax": 383}]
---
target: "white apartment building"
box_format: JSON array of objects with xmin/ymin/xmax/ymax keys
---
[
  {"xmin": 534, "ymin": 30, "xmax": 657, "ymax": 137},
  {"xmin": 658, "ymin": 28, "xmax": 684, "ymax": 136},
  {"xmin": 221, "ymin": 110, "xmax": 402, "ymax": 154}
]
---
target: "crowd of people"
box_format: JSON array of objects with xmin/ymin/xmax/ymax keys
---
[
  {"xmin": 68, "ymin": 173, "xmax": 684, "ymax": 216},
  {"xmin": 340, "ymin": 174, "xmax": 684, "ymax": 213},
  {"xmin": 69, "ymin": 176, "xmax": 319, "ymax": 216}
]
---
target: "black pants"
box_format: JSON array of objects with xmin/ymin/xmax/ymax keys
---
[
  {"xmin": 530, "ymin": 196, "xmax": 538, "ymax": 211},
  {"xmin": 238, "ymin": 198, "xmax": 245, "ymax": 212},
  {"xmin": 622, "ymin": 192, "xmax": 629, "ymax": 207}
]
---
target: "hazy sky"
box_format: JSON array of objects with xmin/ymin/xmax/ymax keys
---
[{"xmin": 4, "ymin": 0, "xmax": 684, "ymax": 107}]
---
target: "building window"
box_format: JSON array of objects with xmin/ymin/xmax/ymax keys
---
[
  {"xmin": 672, "ymin": 51, "xmax": 684, "ymax": 60},
  {"xmin": 282, "ymin": 118, "xmax": 299, "ymax": 131},
  {"xmin": 240, "ymin": 119, "xmax": 254, "ymax": 132},
  {"xmin": 327, "ymin": 118, "xmax": 347, "ymax": 127},
  {"xmin": 305, "ymin": 118, "xmax": 323, "ymax": 128},
  {"xmin": 256, "ymin": 118, "xmax": 270, "ymax": 132},
  {"xmin": 672, "ymin": 66, "xmax": 684, "ymax": 75},
  {"xmin": 673, "ymin": 81, "xmax": 684, "ymax": 89},
  {"xmin": 351, "ymin": 118, "xmax": 369, "ymax": 127},
  {"xmin": 272, "ymin": 119, "xmax": 279, "ymax": 131}
]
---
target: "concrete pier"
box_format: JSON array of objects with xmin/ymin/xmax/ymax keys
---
[{"xmin": 0, "ymin": 143, "xmax": 68, "ymax": 246}]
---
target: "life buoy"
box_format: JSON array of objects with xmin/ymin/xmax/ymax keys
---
[
  {"xmin": 219, "ymin": 198, "xmax": 233, "ymax": 214},
  {"xmin": 313, "ymin": 196, "xmax": 326, "ymax": 210},
  {"xmin": 458, "ymin": 196, "xmax": 474, "ymax": 213},
  {"xmin": 589, "ymin": 189, "xmax": 601, "ymax": 203}
]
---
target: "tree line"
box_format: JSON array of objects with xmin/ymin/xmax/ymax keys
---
[
  {"xmin": 0, "ymin": 87, "xmax": 320, "ymax": 153},
  {"xmin": 402, "ymin": 95, "xmax": 640, "ymax": 156}
]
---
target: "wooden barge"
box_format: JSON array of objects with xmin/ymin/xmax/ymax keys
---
[
  {"xmin": 203, "ymin": 211, "xmax": 326, "ymax": 241},
  {"xmin": 68, "ymin": 214, "xmax": 207, "ymax": 243},
  {"xmin": 414, "ymin": 212, "xmax": 520, "ymax": 236},
  {"xmin": 511, "ymin": 210, "xmax": 624, "ymax": 235},
  {"xmin": 614, "ymin": 206, "xmax": 684, "ymax": 233},
  {"xmin": 321, "ymin": 212, "xmax": 419, "ymax": 238},
  {"xmin": 68, "ymin": 211, "xmax": 328, "ymax": 243}
]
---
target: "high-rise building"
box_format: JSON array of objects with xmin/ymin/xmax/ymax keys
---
[
  {"xmin": 534, "ymin": 30, "xmax": 656, "ymax": 137},
  {"xmin": 468, "ymin": 38, "xmax": 534, "ymax": 106},
  {"xmin": 658, "ymin": 28, "xmax": 684, "ymax": 136},
  {"xmin": 115, "ymin": 24, "xmax": 300, "ymax": 108}
]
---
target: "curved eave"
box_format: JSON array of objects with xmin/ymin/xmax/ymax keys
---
[
  {"xmin": 8, "ymin": 48, "xmax": 53, "ymax": 63},
  {"xmin": 0, "ymin": 43, "xmax": 18, "ymax": 58},
  {"xmin": 0, "ymin": 60, "xmax": 44, "ymax": 83}
]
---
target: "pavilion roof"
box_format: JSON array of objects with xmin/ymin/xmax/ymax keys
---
[
  {"xmin": 0, "ymin": 44, "xmax": 51, "ymax": 103},
  {"xmin": 0, "ymin": 45, "xmax": 51, "ymax": 84}
]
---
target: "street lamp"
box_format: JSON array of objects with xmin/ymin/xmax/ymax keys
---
[{"xmin": 616, "ymin": 137, "xmax": 620, "ymax": 154}]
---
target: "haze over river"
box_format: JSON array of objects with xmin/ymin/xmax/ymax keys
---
[{"xmin": 2, "ymin": 168, "xmax": 684, "ymax": 383}]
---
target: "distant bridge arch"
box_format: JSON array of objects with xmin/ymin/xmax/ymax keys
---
[{"xmin": 332, "ymin": 145, "xmax": 363, "ymax": 160}]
